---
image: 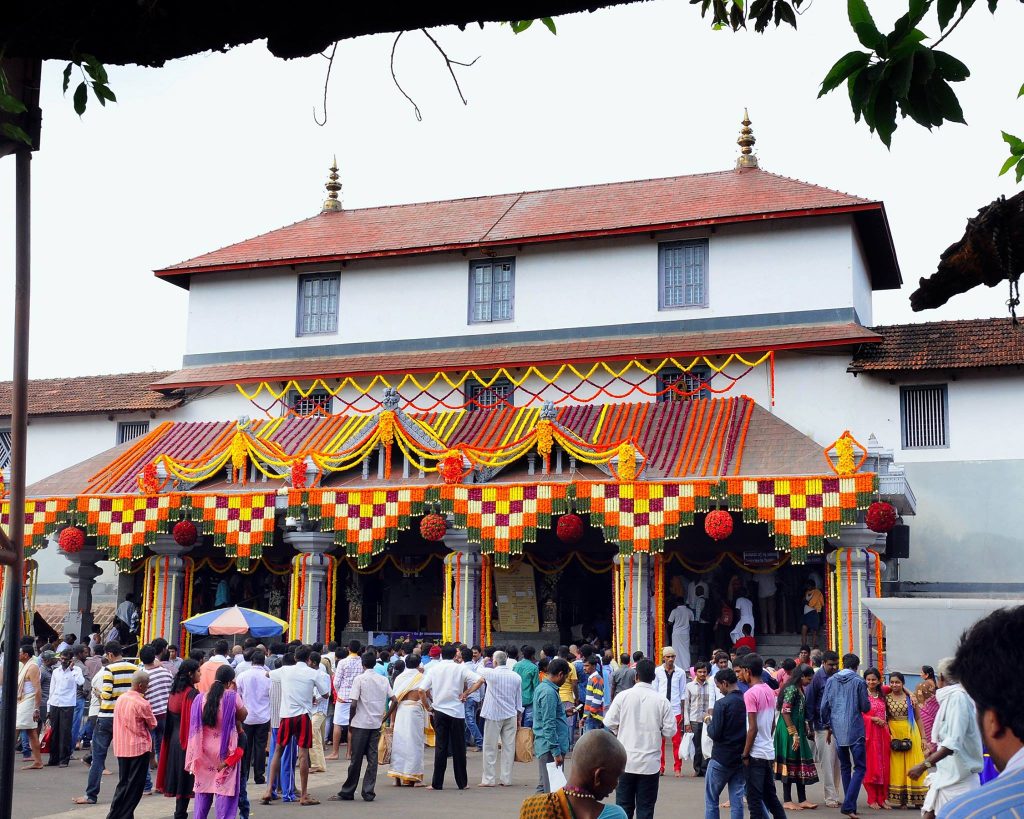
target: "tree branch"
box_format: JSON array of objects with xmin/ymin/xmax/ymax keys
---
[
  {"xmin": 932, "ymin": 7, "xmax": 969, "ymax": 49},
  {"xmin": 313, "ymin": 40, "xmax": 338, "ymax": 127},
  {"xmin": 420, "ymin": 28, "xmax": 480, "ymax": 106},
  {"xmin": 390, "ymin": 31, "xmax": 422, "ymax": 121}
]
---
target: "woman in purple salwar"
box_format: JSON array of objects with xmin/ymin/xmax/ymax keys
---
[{"xmin": 185, "ymin": 665, "xmax": 247, "ymax": 819}]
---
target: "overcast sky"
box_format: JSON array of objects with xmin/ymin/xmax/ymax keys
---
[{"xmin": 1, "ymin": 0, "xmax": 1021, "ymax": 381}]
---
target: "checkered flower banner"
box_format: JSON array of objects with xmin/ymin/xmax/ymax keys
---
[
  {"xmin": 290, "ymin": 487, "xmax": 429, "ymax": 566},
  {"xmin": 192, "ymin": 493, "xmax": 278, "ymax": 570},
  {"xmin": 1, "ymin": 497, "xmax": 74, "ymax": 554},
  {"xmin": 84, "ymin": 494, "xmax": 183, "ymax": 571},
  {"xmin": 721, "ymin": 473, "xmax": 878, "ymax": 562},
  {"xmin": 438, "ymin": 483, "xmax": 570, "ymax": 567},
  {"xmin": 574, "ymin": 481, "xmax": 718, "ymax": 554}
]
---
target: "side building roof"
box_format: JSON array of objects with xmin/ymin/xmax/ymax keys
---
[
  {"xmin": 849, "ymin": 318, "xmax": 1024, "ymax": 372},
  {"xmin": 0, "ymin": 371, "xmax": 181, "ymax": 419}
]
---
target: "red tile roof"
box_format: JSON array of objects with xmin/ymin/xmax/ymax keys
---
[
  {"xmin": 151, "ymin": 322, "xmax": 881, "ymax": 390},
  {"xmin": 0, "ymin": 372, "xmax": 182, "ymax": 418},
  {"xmin": 156, "ymin": 168, "xmax": 899, "ymax": 288},
  {"xmin": 849, "ymin": 318, "xmax": 1024, "ymax": 372}
]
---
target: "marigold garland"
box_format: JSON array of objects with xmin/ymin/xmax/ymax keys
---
[
  {"xmin": 378, "ymin": 410, "xmax": 396, "ymax": 479},
  {"xmin": 230, "ymin": 430, "xmax": 249, "ymax": 485},
  {"xmin": 291, "ymin": 459, "xmax": 307, "ymax": 489},
  {"xmin": 58, "ymin": 526, "xmax": 86, "ymax": 553},
  {"xmin": 439, "ymin": 452, "xmax": 465, "ymax": 484},
  {"xmin": 536, "ymin": 419, "xmax": 554, "ymax": 470},
  {"xmin": 139, "ymin": 462, "xmax": 160, "ymax": 495},
  {"xmin": 615, "ymin": 443, "xmax": 637, "ymax": 481}
]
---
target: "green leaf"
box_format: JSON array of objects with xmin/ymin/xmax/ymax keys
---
[
  {"xmin": 908, "ymin": 0, "xmax": 930, "ymax": 25},
  {"xmin": 1002, "ymin": 130, "xmax": 1024, "ymax": 155},
  {"xmin": 776, "ymin": 0, "xmax": 797, "ymax": 27},
  {"xmin": 94, "ymin": 83, "xmax": 117, "ymax": 103},
  {"xmin": 62, "ymin": 63, "xmax": 72, "ymax": 94},
  {"xmin": 888, "ymin": 55, "xmax": 915, "ymax": 99},
  {"xmin": 912, "ymin": 48, "xmax": 936, "ymax": 85},
  {"xmin": 0, "ymin": 93, "xmax": 27, "ymax": 114},
  {"xmin": 1016, "ymin": 157, "xmax": 1024, "ymax": 184},
  {"xmin": 872, "ymin": 84, "xmax": 898, "ymax": 147},
  {"xmin": 937, "ymin": 0, "xmax": 959, "ymax": 27},
  {"xmin": 819, "ymin": 50, "xmax": 872, "ymax": 97},
  {"xmin": 73, "ymin": 81, "xmax": 87, "ymax": 115},
  {"xmin": 929, "ymin": 77, "xmax": 966, "ymax": 123},
  {"xmin": 999, "ymin": 154, "xmax": 1019, "ymax": 176},
  {"xmin": 1018, "ymin": 82, "xmax": 1024, "ymax": 98},
  {"xmin": 849, "ymin": 0, "xmax": 886, "ymax": 51},
  {"xmin": 848, "ymin": 68, "xmax": 873, "ymax": 122},
  {"xmin": 82, "ymin": 54, "xmax": 108, "ymax": 84},
  {"xmin": 932, "ymin": 49, "xmax": 970, "ymax": 81},
  {"xmin": 1, "ymin": 122, "xmax": 32, "ymax": 146},
  {"xmin": 510, "ymin": 20, "xmax": 533, "ymax": 33},
  {"xmin": 889, "ymin": 29, "xmax": 927, "ymax": 61},
  {"xmin": 541, "ymin": 17, "xmax": 557, "ymax": 34}
]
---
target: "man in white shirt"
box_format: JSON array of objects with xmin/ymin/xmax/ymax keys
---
[
  {"xmin": 605, "ymin": 659, "xmax": 677, "ymax": 819},
  {"xmin": 47, "ymin": 648, "xmax": 85, "ymax": 767},
  {"xmin": 418, "ymin": 643, "xmax": 480, "ymax": 790},
  {"xmin": 653, "ymin": 646, "xmax": 685, "ymax": 776},
  {"xmin": 308, "ymin": 652, "xmax": 331, "ymax": 773},
  {"xmin": 331, "ymin": 651, "xmax": 393, "ymax": 803},
  {"xmin": 685, "ymin": 661, "xmax": 715, "ymax": 777},
  {"xmin": 261, "ymin": 646, "xmax": 329, "ymax": 806},
  {"xmin": 462, "ymin": 650, "xmax": 523, "ymax": 787},
  {"xmin": 236, "ymin": 650, "xmax": 272, "ymax": 785}
]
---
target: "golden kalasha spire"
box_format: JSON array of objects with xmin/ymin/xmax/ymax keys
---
[
  {"xmin": 736, "ymin": 109, "xmax": 758, "ymax": 169},
  {"xmin": 322, "ymin": 156, "xmax": 342, "ymax": 212}
]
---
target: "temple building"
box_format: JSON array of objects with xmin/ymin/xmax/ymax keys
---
[{"xmin": 3, "ymin": 115, "xmax": 1023, "ymax": 666}]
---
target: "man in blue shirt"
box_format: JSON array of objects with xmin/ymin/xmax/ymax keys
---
[
  {"xmin": 822, "ymin": 653, "xmax": 870, "ymax": 819},
  {"xmin": 534, "ymin": 658, "xmax": 571, "ymax": 793},
  {"xmin": 705, "ymin": 667, "xmax": 747, "ymax": 819},
  {"xmin": 937, "ymin": 604, "xmax": 1024, "ymax": 819}
]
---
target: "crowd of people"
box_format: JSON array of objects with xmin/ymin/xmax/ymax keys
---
[{"xmin": 3, "ymin": 601, "xmax": 1022, "ymax": 819}]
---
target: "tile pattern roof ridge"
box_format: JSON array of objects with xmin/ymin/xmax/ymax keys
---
[{"xmin": 850, "ymin": 316, "xmax": 1024, "ymax": 371}]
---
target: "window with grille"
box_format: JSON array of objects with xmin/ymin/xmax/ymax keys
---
[
  {"xmin": 468, "ymin": 258, "xmax": 515, "ymax": 323},
  {"xmin": 900, "ymin": 385, "xmax": 949, "ymax": 448},
  {"xmin": 290, "ymin": 389, "xmax": 333, "ymax": 417},
  {"xmin": 297, "ymin": 273, "xmax": 340, "ymax": 336},
  {"xmin": 657, "ymin": 367, "xmax": 710, "ymax": 402},
  {"xmin": 0, "ymin": 428, "xmax": 11, "ymax": 470},
  {"xmin": 117, "ymin": 421, "xmax": 150, "ymax": 445},
  {"xmin": 659, "ymin": 240, "xmax": 708, "ymax": 309},
  {"xmin": 466, "ymin": 379, "xmax": 514, "ymax": 412}
]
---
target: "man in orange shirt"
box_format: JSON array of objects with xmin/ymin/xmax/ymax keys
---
[
  {"xmin": 107, "ymin": 670, "xmax": 157, "ymax": 819},
  {"xmin": 197, "ymin": 640, "xmax": 230, "ymax": 694}
]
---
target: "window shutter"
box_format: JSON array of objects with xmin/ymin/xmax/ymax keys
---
[
  {"xmin": 117, "ymin": 422, "xmax": 150, "ymax": 445},
  {"xmin": 901, "ymin": 385, "xmax": 948, "ymax": 448},
  {"xmin": 0, "ymin": 429, "xmax": 11, "ymax": 469}
]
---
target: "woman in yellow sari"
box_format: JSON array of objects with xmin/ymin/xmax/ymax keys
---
[
  {"xmin": 386, "ymin": 654, "xmax": 429, "ymax": 786},
  {"xmin": 886, "ymin": 672, "xmax": 928, "ymax": 808}
]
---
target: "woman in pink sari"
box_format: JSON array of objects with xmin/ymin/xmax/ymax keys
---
[
  {"xmin": 862, "ymin": 667, "xmax": 891, "ymax": 809},
  {"xmin": 915, "ymin": 681, "xmax": 938, "ymax": 756},
  {"xmin": 185, "ymin": 664, "xmax": 247, "ymax": 819}
]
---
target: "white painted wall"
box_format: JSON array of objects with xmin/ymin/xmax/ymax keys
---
[{"xmin": 184, "ymin": 216, "xmax": 866, "ymax": 356}]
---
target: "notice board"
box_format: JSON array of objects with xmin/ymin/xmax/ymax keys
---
[{"xmin": 493, "ymin": 562, "xmax": 539, "ymax": 632}]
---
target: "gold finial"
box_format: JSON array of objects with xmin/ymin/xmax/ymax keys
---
[
  {"xmin": 736, "ymin": 109, "xmax": 758, "ymax": 169},
  {"xmin": 322, "ymin": 156, "xmax": 342, "ymax": 212}
]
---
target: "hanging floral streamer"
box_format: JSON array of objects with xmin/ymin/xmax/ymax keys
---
[
  {"xmin": 180, "ymin": 556, "xmax": 195, "ymax": 655},
  {"xmin": 442, "ymin": 556, "xmax": 452, "ymax": 644},
  {"xmin": 84, "ymin": 494, "xmax": 183, "ymax": 571},
  {"xmin": 653, "ymin": 554, "xmax": 666, "ymax": 656},
  {"xmin": 0, "ymin": 497, "xmax": 74, "ymax": 554},
  {"xmin": 192, "ymin": 493, "xmax": 278, "ymax": 570},
  {"xmin": 868, "ymin": 549, "xmax": 884, "ymax": 672}
]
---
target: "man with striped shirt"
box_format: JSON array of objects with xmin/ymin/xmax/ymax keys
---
[
  {"xmin": 584, "ymin": 655, "xmax": 606, "ymax": 731},
  {"xmin": 75, "ymin": 641, "xmax": 138, "ymax": 805},
  {"xmin": 140, "ymin": 645, "xmax": 172, "ymax": 795},
  {"xmin": 463, "ymin": 650, "xmax": 523, "ymax": 787}
]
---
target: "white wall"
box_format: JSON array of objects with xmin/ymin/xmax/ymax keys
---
[{"xmin": 184, "ymin": 216, "xmax": 864, "ymax": 357}]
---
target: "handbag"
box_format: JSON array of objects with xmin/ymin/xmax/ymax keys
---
[
  {"xmin": 890, "ymin": 738, "xmax": 912, "ymax": 752},
  {"xmin": 378, "ymin": 726, "xmax": 393, "ymax": 765},
  {"xmin": 515, "ymin": 727, "xmax": 535, "ymax": 763},
  {"xmin": 40, "ymin": 724, "xmax": 52, "ymax": 753}
]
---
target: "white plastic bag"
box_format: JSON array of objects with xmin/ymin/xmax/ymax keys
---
[
  {"xmin": 680, "ymin": 731, "xmax": 695, "ymax": 761},
  {"xmin": 701, "ymin": 725, "xmax": 714, "ymax": 759}
]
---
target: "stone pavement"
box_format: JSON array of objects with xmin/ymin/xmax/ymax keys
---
[{"xmin": 10, "ymin": 748, "xmax": 848, "ymax": 819}]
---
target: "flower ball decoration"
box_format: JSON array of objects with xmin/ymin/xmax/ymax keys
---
[
  {"xmin": 172, "ymin": 519, "xmax": 199, "ymax": 548},
  {"xmin": 704, "ymin": 509, "xmax": 734, "ymax": 541},
  {"xmin": 420, "ymin": 513, "xmax": 448, "ymax": 542},
  {"xmin": 556, "ymin": 513, "xmax": 585, "ymax": 545},
  {"xmin": 866, "ymin": 501, "xmax": 898, "ymax": 534},
  {"xmin": 58, "ymin": 526, "xmax": 86, "ymax": 554}
]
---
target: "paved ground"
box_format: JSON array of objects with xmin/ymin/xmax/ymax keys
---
[{"xmin": 11, "ymin": 748, "xmax": 850, "ymax": 819}]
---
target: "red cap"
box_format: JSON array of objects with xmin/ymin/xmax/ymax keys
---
[{"xmin": 428, "ymin": 645, "xmax": 442, "ymax": 657}]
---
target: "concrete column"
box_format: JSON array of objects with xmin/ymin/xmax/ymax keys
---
[
  {"xmin": 443, "ymin": 528, "xmax": 482, "ymax": 646},
  {"xmin": 828, "ymin": 524, "xmax": 886, "ymax": 670},
  {"xmin": 284, "ymin": 531, "xmax": 336, "ymax": 645},
  {"xmin": 63, "ymin": 545, "xmax": 106, "ymax": 639},
  {"xmin": 615, "ymin": 553, "xmax": 653, "ymax": 659},
  {"xmin": 143, "ymin": 535, "xmax": 195, "ymax": 645}
]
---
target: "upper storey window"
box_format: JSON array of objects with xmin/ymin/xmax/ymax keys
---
[
  {"xmin": 297, "ymin": 273, "xmax": 340, "ymax": 336},
  {"xmin": 658, "ymin": 240, "xmax": 708, "ymax": 309},
  {"xmin": 469, "ymin": 258, "xmax": 515, "ymax": 323}
]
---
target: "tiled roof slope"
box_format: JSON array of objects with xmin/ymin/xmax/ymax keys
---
[
  {"xmin": 849, "ymin": 318, "xmax": 1024, "ymax": 372},
  {"xmin": 0, "ymin": 371, "xmax": 180, "ymax": 417},
  {"xmin": 153, "ymin": 323, "xmax": 882, "ymax": 389},
  {"xmin": 157, "ymin": 168, "xmax": 895, "ymax": 284}
]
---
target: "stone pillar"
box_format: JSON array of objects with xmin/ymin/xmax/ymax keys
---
[
  {"xmin": 828, "ymin": 524, "xmax": 886, "ymax": 670},
  {"xmin": 141, "ymin": 535, "xmax": 195, "ymax": 645},
  {"xmin": 284, "ymin": 531, "xmax": 336, "ymax": 645},
  {"xmin": 614, "ymin": 553, "xmax": 653, "ymax": 659},
  {"xmin": 443, "ymin": 528, "xmax": 483, "ymax": 646},
  {"xmin": 63, "ymin": 545, "xmax": 106, "ymax": 639}
]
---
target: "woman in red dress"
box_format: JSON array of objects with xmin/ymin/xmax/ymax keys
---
[{"xmin": 862, "ymin": 667, "xmax": 891, "ymax": 809}]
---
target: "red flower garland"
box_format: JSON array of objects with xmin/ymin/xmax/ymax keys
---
[
  {"xmin": 291, "ymin": 459, "xmax": 307, "ymax": 489},
  {"xmin": 172, "ymin": 519, "xmax": 198, "ymax": 547},
  {"xmin": 139, "ymin": 462, "xmax": 159, "ymax": 495},
  {"xmin": 420, "ymin": 513, "xmax": 447, "ymax": 542},
  {"xmin": 866, "ymin": 501, "xmax": 897, "ymax": 533},
  {"xmin": 439, "ymin": 454, "xmax": 464, "ymax": 485},
  {"xmin": 556, "ymin": 513, "xmax": 585, "ymax": 544},
  {"xmin": 704, "ymin": 509, "xmax": 733, "ymax": 541},
  {"xmin": 58, "ymin": 526, "xmax": 86, "ymax": 554}
]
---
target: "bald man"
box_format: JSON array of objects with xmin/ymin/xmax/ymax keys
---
[
  {"xmin": 107, "ymin": 671, "xmax": 157, "ymax": 819},
  {"xmin": 518, "ymin": 730, "xmax": 629, "ymax": 819}
]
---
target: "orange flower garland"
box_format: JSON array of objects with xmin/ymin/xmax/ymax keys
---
[
  {"xmin": 230, "ymin": 430, "xmax": 249, "ymax": 485},
  {"xmin": 616, "ymin": 443, "xmax": 637, "ymax": 482},
  {"xmin": 536, "ymin": 419, "xmax": 554, "ymax": 471},
  {"xmin": 378, "ymin": 411, "xmax": 396, "ymax": 479}
]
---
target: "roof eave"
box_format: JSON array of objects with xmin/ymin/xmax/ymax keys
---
[
  {"xmin": 853, "ymin": 205, "xmax": 902, "ymax": 290},
  {"xmin": 153, "ymin": 202, "xmax": 886, "ymax": 288}
]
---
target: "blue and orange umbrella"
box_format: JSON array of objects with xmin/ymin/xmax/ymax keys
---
[{"xmin": 181, "ymin": 605, "xmax": 288, "ymax": 638}]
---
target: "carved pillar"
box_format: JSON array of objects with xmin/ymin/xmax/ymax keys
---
[
  {"xmin": 63, "ymin": 545, "xmax": 106, "ymax": 639},
  {"xmin": 284, "ymin": 531, "xmax": 335, "ymax": 645},
  {"xmin": 443, "ymin": 528, "xmax": 482, "ymax": 645},
  {"xmin": 828, "ymin": 524, "xmax": 886, "ymax": 670},
  {"xmin": 140, "ymin": 535, "xmax": 194, "ymax": 646},
  {"xmin": 613, "ymin": 553, "xmax": 653, "ymax": 659}
]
